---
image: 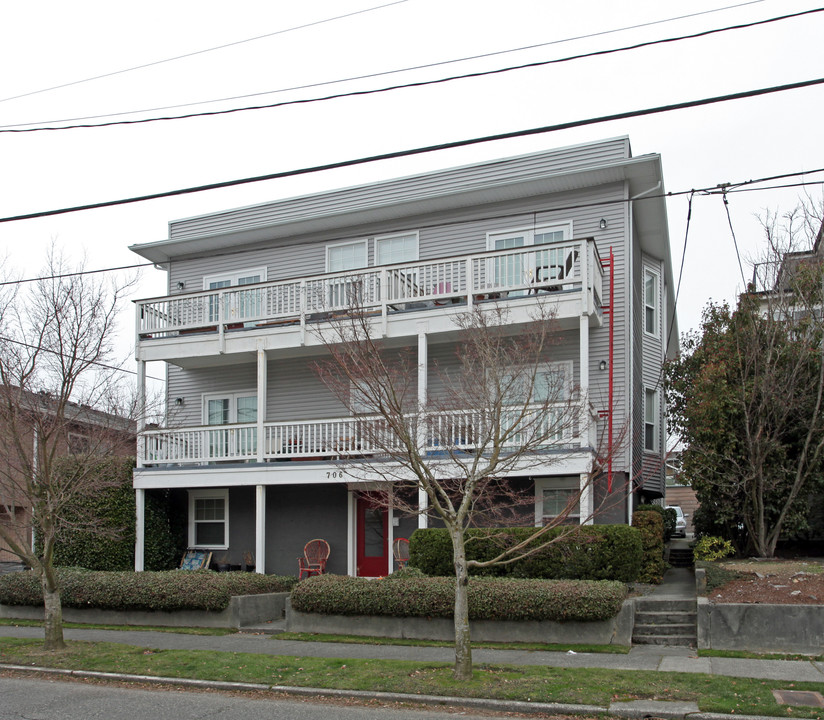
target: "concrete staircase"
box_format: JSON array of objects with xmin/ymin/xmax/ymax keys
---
[
  {"xmin": 632, "ymin": 596, "xmax": 697, "ymax": 647},
  {"xmin": 668, "ymin": 546, "xmax": 694, "ymax": 568}
]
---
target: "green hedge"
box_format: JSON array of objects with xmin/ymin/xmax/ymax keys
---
[
  {"xmin": 632, "ymin": 507, "xmax": 666, "ymax": 584},
  {"xmin": 408, "ymin": 525, "xmax": 642, "ymax": 582},
  {"xmin": 291, "ymin": 574, "xmax": 627, "ymax": 622},
  {"xmin": 0, "ymin": 568, "xmax": 296, "ymax": 612},
  {"xmin": 47, "ymin": 457, "xmax": 184, "ymax": 571}
]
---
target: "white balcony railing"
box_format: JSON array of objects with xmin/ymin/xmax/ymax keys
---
[
  {"xmin": 138, "ymin": 404, "xmax": 591, "ymax": 468},
  {"xmin": 136, "ymin": 239, "xmax": 603, "ymax": 339}
]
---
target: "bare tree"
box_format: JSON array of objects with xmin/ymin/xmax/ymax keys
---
[
  {"xmin": 0, "ymin": 247, "xmax": 135, "ymax": 650},
  {"xmin": 313, "ymin": 299, "xmax": 620, "ymax": 680}
]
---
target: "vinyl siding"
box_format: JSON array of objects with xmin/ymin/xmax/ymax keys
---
[{"xmin": 168, "ymin": 138, "xmax": 631, "ymax": 242}]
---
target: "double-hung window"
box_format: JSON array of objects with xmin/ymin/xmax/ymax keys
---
[
  {"xmin": 189, "ymin": 489, "xmax": 229, "ymax": 549},
  {"xmin": 535, "ymin": 477, "xmax": 581, "ymax": 525},
  {"xmin": 644, "ymin": 387, "xmax": 659, "ymax": 452},
  {"xmin": 644, "ymin": 270, "xmax": 659, "ymax": 336}
]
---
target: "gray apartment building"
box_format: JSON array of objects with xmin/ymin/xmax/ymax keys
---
[{"xmin": 130, "ymin": 136, "xmax": 676, "ymax": 576}]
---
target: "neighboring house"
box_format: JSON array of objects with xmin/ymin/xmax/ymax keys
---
[
  {"xmin": 0, "ymin": 389, "xmax": 135, "ymax": 563},
  {"xmin": 130, "ymin": 136, "xmax": 677, "ymax": 576},
  {"xmin": 665, "ymin": 451, "xmax": 697, "ymax": 535}
]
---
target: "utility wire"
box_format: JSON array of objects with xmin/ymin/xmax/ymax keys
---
[
  {"xmin": 0, "ymin": 262, "xmax": 154, "ymax": 287},
  {"xmin": 667, "ymin": 192, "xmax": 694, "ymax": 358},
  {"xmin": 2, "ymin": 0, "xmax": 774, "ymax": 128},
  {"xmin": 2, "ymin": 75, "xmax": 823, "ymax": 225},
  {"xmin": 0, "ymin": 1, "xmax": 408, "ymax": 106},
  {"xmin": 3, "ymin": 169, "xmax": 823, "ymax": 287},
  {"xmin": 721, "ymin": 187, "xmax": 749, "ymax": 288},
  {"xmin": 5, "ymin": 6, "xmax": 821, "ymax": 134},
  {"xmin": 0, "ymin": 335, "xmax": 164, "ymax": 381}
]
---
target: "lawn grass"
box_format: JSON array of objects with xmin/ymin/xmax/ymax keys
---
[
  {"xmin": 0, "ymin": 638, "xmax": 822, "ymax": 717},
  {"xmin": 0, "ymin": 618, "xmax": 233, "ymax": 636},
  {"xmin": 273, "ymin": 631, "xmax": 630, "ymax": 654},
  {"xmin": 699, "ymin": 648, "xmax": 824, "ymax": 662}
]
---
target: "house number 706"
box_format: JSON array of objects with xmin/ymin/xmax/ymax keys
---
[{"xmin": 326, "ymin": 471, "xmax": 345, "ymax": 479}]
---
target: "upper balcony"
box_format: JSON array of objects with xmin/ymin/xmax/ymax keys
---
[{"xmin": 135, "ymin": 238, "xmax": 603, "ymax": 364}]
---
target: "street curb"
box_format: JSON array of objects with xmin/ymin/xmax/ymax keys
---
[{"xmin": 0, "ymin": 663, "xmax": 790, "ymax": 719}]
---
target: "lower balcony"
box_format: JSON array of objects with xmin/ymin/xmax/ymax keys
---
[{"xmin": 138, "ymin": 405, "xmax": 597, "ymax": 469}]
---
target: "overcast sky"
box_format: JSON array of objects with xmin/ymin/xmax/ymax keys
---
[{"xmin": 1, "ymin": 0, "xmax": 822, "ymax": 380}]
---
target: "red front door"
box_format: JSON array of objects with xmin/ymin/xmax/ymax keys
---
[{"xmin": 356, "ymin": 495, "xmax": 388, "ymax": 577}]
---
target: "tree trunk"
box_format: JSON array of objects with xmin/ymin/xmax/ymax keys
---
[
  {"xmin": 449, "ymin": 526, "xmax": 472, "ymax": 681},
  {"xmin": 40, "ymin": 568, "xmax": 65, "ymax": 651}
]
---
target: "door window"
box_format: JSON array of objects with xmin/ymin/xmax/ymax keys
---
[
  {"xmin": 203, "ymin": 268, "xmax": 267, "ymax": 323},
  {"xmin": 204, "ymin": 392, "xmax": 257, "ymax": 459}
]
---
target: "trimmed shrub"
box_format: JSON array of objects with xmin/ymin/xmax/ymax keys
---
[
  {"xmin": 0, "ymin": 568, "xmax": 296, "ymax": 612},
  {"xmin": 408, "ymin": 525, "xmax": 642, "ymax": 583},
  {"xmin": 632, "ymin": 508, "xmax": 665, "ymax": 584},
  {"xmin": 291, "ymin": 574, "xmax": 627, "ymax": 622},
  {"xmin": 636, "ymin": 503, "xmax": 675, "ymax": 541},
  {"xmin": 693, "ymin": 535, "xmax": 735, "ymax": 562}
]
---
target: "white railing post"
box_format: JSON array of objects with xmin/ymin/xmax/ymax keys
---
[
  {"xmin": 466, "ymin": 258, "xmax": 474, "ymax": 308},
  {"xmin": 380, "ymin": 268, "xmax": 388, "ymax": 336}
]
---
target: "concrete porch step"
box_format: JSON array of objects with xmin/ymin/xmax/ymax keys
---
[
  {"xmin": 632, "ymin": 633, "xmax": 696, "ymax": 647},
  {"xmin": 633, "ymin": 622, "xmax": 697, "ymax": 637},
  {"xmin": 635, "ymin": 611, "xmax": 697, "ymax": 625},
  {"xmin": 635, "ymin": 598, "xmax": 696, "ymax": 613}
]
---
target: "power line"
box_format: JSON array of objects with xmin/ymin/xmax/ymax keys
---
[
  {"xmin": 0, "ymin": 262, "xmax": 154, "ymax": 287},
  {"xmin": 1, "ymin": 0, "xmax": 774, "ymax": 128},
  {"xmin": 5, "ymin": 6, "xmax": 821, "ymax": 134},
  {"xmin": 2, "ymin": 167, "xmax": 822, "ymax": 288},
  {"xmin": 2, "ymin": 75, "xmax": 823, "ymax": 225},
  {"xmin": 721, "ymin": 188, "xmax": 749, "ymax": 288},
  {"xmin": 0, "ymin": 335, "xmax": 164, "ymax": 381},
  {"xmin": 0, "ymin": 1, "xmax": 408, "ymax": 106}
]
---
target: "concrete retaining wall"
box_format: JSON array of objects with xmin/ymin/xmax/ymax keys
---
[
  {"xmin": 0, "ymin": 592, "xmax": 289, "ymax": 629},
  {"xmin": 697, "ymin": 597, "xmax": 824, "ymax": 654},
  {"xmin": 285, "ymin": 597, "xmax": 635, "ymax": 646}
]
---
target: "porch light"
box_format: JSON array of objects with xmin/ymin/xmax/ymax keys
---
[
  {"xmin": 599, "ymin": 218, "xmax": 608, "ymax": 230},
  {"xmin": 599, "ymin": 360, "xmax": 607, "ymax": 371},
  {"xmin": 175, "ymin": 397, "xmax": 184, "ymax": 406},
  {"xmin": 177, "ymin": 281, "xmax": 185, "ymax": 290}
]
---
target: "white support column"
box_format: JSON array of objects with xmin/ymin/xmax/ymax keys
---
[
  {"xmin": 580, "ymin": 472, "xmax": 594, "ymax": 525},
  {"xmin": 136, "ymin": 359, "xmax": 146, "ymax": 467},
  {"xmin": 417, "ymin": 324, "xmax": 429, "ymax": 529},
  {"xmin": 579, "ymin": 315, "xmax": 589, "ymax": 449},
  {"xmin": 135, "ymin": 488, "xmax": 145, "ymax": 571},
  {"xmin": 255, "ymin": 485, "xmax": 266, "ymax": 574},
  {"xmin": 418, "ymin": 487, "xmax": 429, "ymax": 529},
  {"xmin": 256, "ymin": 345, "xmax": 267, "ymax": 463},
  {"xmin": 347, "ymin": 490, "xmax": 356, "ymax": 576}
]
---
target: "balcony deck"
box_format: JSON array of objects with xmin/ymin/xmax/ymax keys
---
[
  {"xmin": 135, "ymin": 239, "xmax": 603, "ymax": 359},
  {"xmin": 138, "ymin": 403, "xmax": 597, "ymax": 471}
]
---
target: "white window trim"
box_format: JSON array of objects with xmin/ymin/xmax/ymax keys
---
[
  {"xmin": 644, "ymin": 387, "xmax": 659, "ymax": 453},
  {"xmin": 202, "ymin": 390, "xmax": 258, "ymax": 425},
  {"xmin": 504, "ymin": 360, "xmax": 574, "ymax": 401},
  {"xmin": 644, "ymin": 268, "xmax": 660, "ymax": 337},
  {"xmin": 374, "ymin": 231, "xmax": 419, "ymax": 267},
  {"xmin": 203, "ymin": 267, "xmax": 267, "ymax": 290},
  {"xmin": 486, "ymin": 222, "xmax": 573, "ymax": 250},
  {"xmin": 188, "ymin": 488, "xmax": 229, "ymax": 550},
  {"xmin": 534, "ymin": 476, "xmax": 582, "ymax": 526},
  {"xmin": 326, "ymin": 239, "xmax": 368, "ymax": 273}
]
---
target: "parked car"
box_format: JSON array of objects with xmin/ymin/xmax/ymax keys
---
[{"xmin": 666, "ymin": 505, "xmax": 688, "ymax": 537}]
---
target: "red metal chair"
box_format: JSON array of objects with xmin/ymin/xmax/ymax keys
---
[
  {"xmin": 298, "ymin": 539, "xmax": 330, "ymax": 579},
  {"xmin": 392, "ymin": 537, "xmax": 410, "ymax": 569}
]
